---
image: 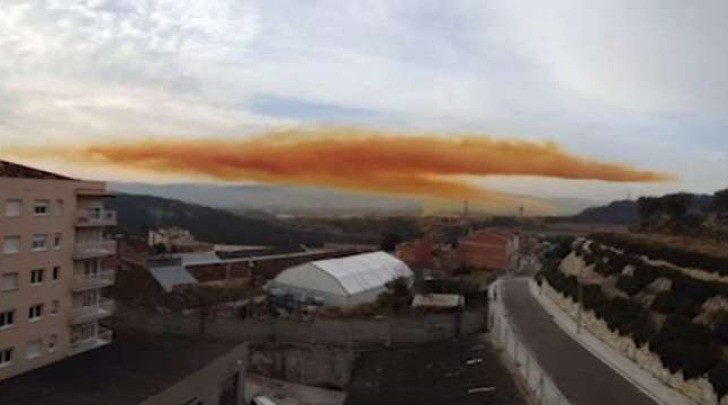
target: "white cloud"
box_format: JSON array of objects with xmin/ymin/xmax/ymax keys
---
[
  {"xmin": 488, "ymin": 0, "xmax": 728, "ymax": 117},
  {"xmin": 0, "ymin": 0, "xmax": 726, "ymax": 198}
]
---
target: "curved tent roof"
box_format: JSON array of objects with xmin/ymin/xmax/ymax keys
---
[{"xmin": 275, "ymin": 251, "xmax": 412, "ymax": 296}]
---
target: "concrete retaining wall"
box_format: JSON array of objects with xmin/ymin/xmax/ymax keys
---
[
  {"xmin": 541, "ymin": 280, "xmax": 724, "ymax": 404},
  {"xmin": 112, "ymin": 306, "xmax": 486, "ymax": 349}
]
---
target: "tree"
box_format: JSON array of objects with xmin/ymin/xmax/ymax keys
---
[
  {"xmin": 661, "ymin": 193, "xmax": 692, "ymax": 219},
  {"xmin": 380, "ymin": 232, "xmax": 402, "ymax": 252},
  {"xmin": 711, "ymin": 189, "xmax": 728, "ymax": 213}
]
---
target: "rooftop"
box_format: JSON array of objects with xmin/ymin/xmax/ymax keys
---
[
  {"xmin": 0, "ymin": 332, "xmax": 244, "ymax": 405},
  {"xmin": 0, "ymin": 160, "xmax": 73, "ymax": 180},
  {"xmin": 346, "ymin": 335, "xmax": 527, "ymax": 405}
]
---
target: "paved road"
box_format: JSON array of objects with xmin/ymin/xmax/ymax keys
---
[{"xmin": 501, "ymin": 277, "xmax": 657, "ymax": 405}]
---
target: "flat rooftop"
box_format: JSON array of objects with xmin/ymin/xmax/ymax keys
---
[
  {"xmin": 0, "ymin": 332, "xmax": 244, "ymax": 405},
  {"xmin": 346, "ymin": 335, "xmax": 527, "ymax": 405}
]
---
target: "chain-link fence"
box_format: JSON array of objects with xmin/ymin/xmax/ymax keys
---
[{"xmin": 489, "ymin": 283, "xmax": 572, "ymax": 405}]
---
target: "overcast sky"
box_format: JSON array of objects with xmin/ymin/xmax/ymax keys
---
[{"xmin": 1, "ymin": 0, "xmax": 726, "ymax": 201}]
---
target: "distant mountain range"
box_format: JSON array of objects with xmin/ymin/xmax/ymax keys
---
[
  {"xmin": 106, "ymin": 193, "xmax": 326, "ymax": 247},
  {"xmin": 110, "ymin": 183, "xmax": 422, "ymax": 215},
  {"xmin": 110, "ymin": 182, "xmax": 599, "ymax": 216},
  {"xmin": 568, "ymin": 199, "xmax": 639, "ymax": 225}
]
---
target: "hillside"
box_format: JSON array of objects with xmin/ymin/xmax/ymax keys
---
[
  {"xmin": 570, "ymin": 199, "xmax": 639, "ymax": 225},
  {"xmin": 106, "ymin": 193, "xmax": 326, "ymax": 247},
  {"xmin": 539, "ymin": 237, "xmax": 728, "ymax": 402}
]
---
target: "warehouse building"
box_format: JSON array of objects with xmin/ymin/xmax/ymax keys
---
[{"xmin": 268, "ymin": 252, "xmax": 413, "ymax": 308}]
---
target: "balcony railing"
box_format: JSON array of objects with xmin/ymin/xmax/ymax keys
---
[
  {"xmin": 69, "ymin": 327, "xmax": 113, "ymax": 356},
  {"xmin": 70, "ymin": 270, "xmax": 116, "ymax": 292},
  {"xmin": 70, "ymin": 298, "xmax": 115, "ymax": 324},
  {"xmin": 73, "ymin": 240, "xmax": 117, "ymax": 260},
  {"xmin": 76, "ymin": 210, "xmax": 117, "ymax": 227}
]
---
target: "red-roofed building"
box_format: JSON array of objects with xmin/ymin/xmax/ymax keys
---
[
  {"xmin": 457, "ymin": 229, "xmax": 519, "ymax": 271},
  {"xmin": 395, "ymin": 239, "xmax": 433, "ymax": 269}
]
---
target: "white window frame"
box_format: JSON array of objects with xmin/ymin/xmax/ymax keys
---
[
  {"xmin": 3, "ymin": 236, "xmax": 20, "ymax": 255},
  {"xmin": 25, "ymin": 339, "xmax": 42, "ymax": 360},
  {"xmin": 28, "ymin": 304, "xmax": 43, "ymax": 322},
  {"xmin": 4, "ymin": 199, "xmax": 21, "ymax": 217},
  {"xmin": 0, "ymin": 272, "xmax": 19, "ymax": 292},
  {"xmin": 30, "ymin": 268, "xmax": 45, "ymax": 286},
  {"xmin": 53, "ymin": 233, "xmax": 62, "ymax": 250},
  {"xmin": 0, "ymin": 347, "xmax": 13, "ymax": 368},
  {"xmin": 31, "ymin": 234, "xmax": 47, "ymax": 252},
  {"xmin": 0, "ymin": 309, "xmax": 15, "ymax": 330},
  {"xmin": 33, "ymin": 200, "xmax": 50, "ymax": 216}
]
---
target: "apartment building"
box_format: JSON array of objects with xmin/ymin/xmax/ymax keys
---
[
  {"xmin": 457, "ymin": 229, "xmax": 520, "ymax": 272},
  {"xmin": 0, "ymin": 160, "xmax": 116, "ymax": 381}
]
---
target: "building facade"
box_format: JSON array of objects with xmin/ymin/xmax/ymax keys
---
[
  {"xmin": 457, "ymin": 229, "xmax": 519, "ymax": 272},
  {"xmin": 395, "ymin": 239, "xmax": 433, "ymax": 269},
  {"xmin": 0, "ymin": 160, "xmax": 116, "ymax": 381}
]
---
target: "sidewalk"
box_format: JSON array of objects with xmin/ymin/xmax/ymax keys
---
[{"xmin": 528, "ymin": 279, "xmax": 696, "ymax": 405}]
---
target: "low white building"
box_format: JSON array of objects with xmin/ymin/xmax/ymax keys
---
[{"xmin": 269, "ymin": 251, "xmax": 413, "ymax": 308}]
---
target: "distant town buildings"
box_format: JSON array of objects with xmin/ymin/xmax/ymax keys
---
[
  {"xmin": 148, "ymin": 227, "xmax": 211, "ymax": 252},
  {"xmin": 395, "ymin": 239, "xmax": 433, "ymax": 269},
  {"xmin": 457, "ymin": 229, "xmax": 520, "ymax": 272},
  {"xmin": 0, "ymin": 160, "xmax": 116, "ymax": 381}
]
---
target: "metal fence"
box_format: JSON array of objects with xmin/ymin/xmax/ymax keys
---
[{"xmin": 489, "ymin": 283, "xmax": 572, "ymax": 405}]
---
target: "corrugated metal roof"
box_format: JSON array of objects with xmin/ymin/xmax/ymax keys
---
[
  {"xmin": 149, "ymin": 266, "xmax": 198, "ymax": 292},
  {"xmin": 170, "ymin": 251, "xmax": 221, "ymax": 267},
  {"xmin": 311, "ymin": 251, "xmax": 412, "ymax": 295}
]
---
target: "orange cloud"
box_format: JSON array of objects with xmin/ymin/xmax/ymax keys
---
[{"xmin": 4, "ymin": 129, "xmax": 673, "ymax": 212}]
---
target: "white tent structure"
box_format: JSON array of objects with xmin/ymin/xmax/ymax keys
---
[{"xmin": 269, "ymin": 251, "xmax": 414, "ymax": 308}]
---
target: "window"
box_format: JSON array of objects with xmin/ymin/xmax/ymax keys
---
[
  {"xmin": 26, "ymin": 340, "xmax": 42, "ymax": 360},
  {"xmin": 0, "ymin": 273, "xmax": 19, "ymax": 292},
  {"xmin": 52, "ymin": 266, "xmax": 60, "ymax": 282},
  {"xmin": 3, "ymin": 236, "xmax": 20, "ymax": 254},
  {"xmin": 50, "ymin": 300, "xmax": 59, "ymax": 316},
  {"xmin": 0, "ymin": 348, "xmax": 12, "ymax": 368},
  {"xmin": 49, "ymin": 335, "xmax": 58, "ymax": 352},
  {"xmin": 4, "ymin": 199, "xmax": 21, "ymax": 217},
  {"xmin": 53, "ymin": 233, "xmax": 62, "ymax": 250},
  {"xmin": 54, "ymin": 199, "xmax": 64, "ymax": 216},
  {"xmin": 0, "ymin": 310, "xmax": 14, "ymax": 329},
  {"xmin": 28, "ymin": 304, "xmax": 43, "ymax": 321},
  {"xmin": 33, "ymin": 200, "xmax": 49, "ymax": 216},
  {"xmin": 30, "ymin": 269, "xmax": 45, "ymax": 286},
  {"xmin": 31, "ymin": 234, "xmax": 47, "ymax": 251}
]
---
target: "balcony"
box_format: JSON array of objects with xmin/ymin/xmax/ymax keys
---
[
  {"xmin": 76, "ymin": 187, "xmax": 115, "ymax": 197},
  {"xmin": 69, "ymin": 298, "xmax": 115, "ymax": 324},
  {"xmin": 74, "ymin": 240, "xmax": 117, "ymax": 260},
  {"xmin": 76, "ymin": 209, "xmax": 117, "ymax": 227},
  {"xmin": 69, "ymin": 326, "xmax": 113, "ymax": 356},
  {"xmin": 70, "ymin": 270, "xmax": 116, "ymax": 292}
]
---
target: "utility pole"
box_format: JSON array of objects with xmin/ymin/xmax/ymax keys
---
[{"xmin": 577, "ymin": 281, "xmax": 583, "ymax": 334}]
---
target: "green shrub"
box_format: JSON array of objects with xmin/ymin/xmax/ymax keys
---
[
  {"xmin": 709, "ymin": 361, "xmax": 728, "ymax": 400},
  {"xmin": 616, "ymin": 275, "xmax": 643, "ymax": 296}
]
